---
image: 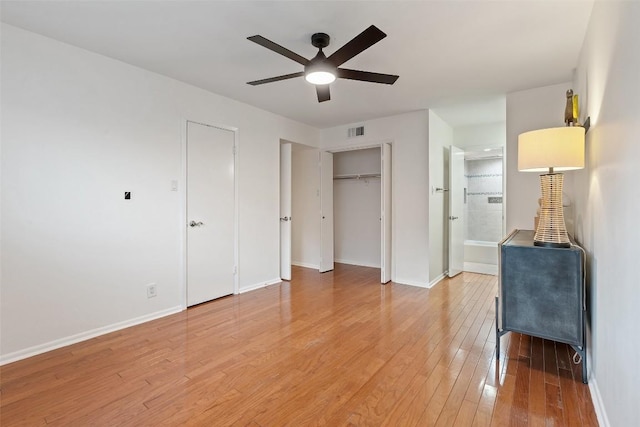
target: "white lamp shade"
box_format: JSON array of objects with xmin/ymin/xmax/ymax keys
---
[{"xmin": 518, "ymin": 127, "xmax": 585, "ymax": 172}]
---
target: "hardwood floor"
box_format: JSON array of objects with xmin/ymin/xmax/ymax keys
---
[{"xmin": 0, "ymin": 264, "xmax": 598, "ymax": 426}]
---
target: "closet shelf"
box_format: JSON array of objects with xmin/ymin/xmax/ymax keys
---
[{"xmin": 333, "ymin": 173, "xmax": 381, "ymax": 180}]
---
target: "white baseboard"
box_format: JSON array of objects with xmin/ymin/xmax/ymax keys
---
[
  {"xmin": 0, "ymin": 305, "xmax": 183, "ymax": 366},
  {"xmin": 463, "ymin": 262, "xmax": 498, "ymax": 275},
  {"xmin": 291, "ymin": 261, "xmax": 319, "ymax": 270},
  {"xmin": 428, "ymin": 272, "xmax": 447, "ymax": 288},
  {"xmin": 589, "ymin": 377, "xmax": 610, "ymax": 427},
  {"xmin": 334, "ymin": 258, "xmax": 380, "ymax": 269},
  {"xmin": 239, "ymin": 277, "xmax": 282, "ymax": 294},
  {"xmin": 393, "ymin": 278, "xmax": 429, "ymax": 289}
]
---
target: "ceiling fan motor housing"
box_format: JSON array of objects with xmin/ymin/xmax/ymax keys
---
[{"xmin": 311, "ymin": 33, "xmax": 330, "ymax": 49}]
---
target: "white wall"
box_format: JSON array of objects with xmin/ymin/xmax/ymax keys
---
[
  {"xmin": 506, "ymin": 82, "xmax": 573, "ymax": 233},
  {"xmin": 0, "ymin": 24, "xmax": 319, "ymax": 362},
  {"xmin": 428, "ymin": 111, "xmax": 453, "ymax": 282},
  {"xmin": 291, "ymin": 147, "xmax": 320, "ymax": 269},
  {"xmin": 333, "ymin": 148, "xmax": 381, "ymax": 268},
  {"xmin": 333, "ymin": 147, "xmax": 381, "ymax": 176},
  {"xmin": 321, "ymin": 111, "xmax": 430, "ymax": 287},
  {"xmin": 453, "ymin": 121, "xmax": 506, "ymax": 151},
  {"xmin": 572, "ymin": 2, "xmax": 640, "ymax": 425}
]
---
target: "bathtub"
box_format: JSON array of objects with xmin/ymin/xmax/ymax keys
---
[{"xmin": 464, "ymin": 240, "xmax": 498, "ymax": 275}]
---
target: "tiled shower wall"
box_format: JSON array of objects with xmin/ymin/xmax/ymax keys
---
[{"xmin": 464, "ymin": 158, "xmax": 503, "ymax": 242}]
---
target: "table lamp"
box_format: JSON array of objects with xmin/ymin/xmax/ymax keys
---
[{"xmin": 518, "ymin": 127, "xmax": 585, "ymax": 247}]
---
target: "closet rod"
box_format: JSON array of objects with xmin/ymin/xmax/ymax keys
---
[{"xmin": 333, "ymin": 173, "xmax": 381, "ymax": 180}]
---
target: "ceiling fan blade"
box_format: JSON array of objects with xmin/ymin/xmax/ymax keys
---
[
  {"xmin": 316, "ymin": 85, "xmax": 331, "ymax": 102},
  {"xmin": 247, "ymin": 72, "xmax": 304, "ymax": 86},
  {"xmin": 337, "ymin": 68, "xmax": 399, "ymax": 85},
  {"xmin": 247, "ymin": 35, "xmax": 310, "ymax": 66},
  {"xmin": 327, "ymin": 25, "xmax": 386, "ymax": 67}
]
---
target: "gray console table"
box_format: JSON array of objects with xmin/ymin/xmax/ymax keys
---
[{"xmin": 495, "ymin": 229, "xmax": 587, "ymax": 383}]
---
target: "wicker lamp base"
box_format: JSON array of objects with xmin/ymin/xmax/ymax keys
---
[{"xmin": 534, "ymin": 173, "xmax": 571, "ymax": 248}]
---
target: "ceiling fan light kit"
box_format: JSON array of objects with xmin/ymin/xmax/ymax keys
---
[
  {"xmin": 247, "ymin": 25, "xmax": 399, "ymax": 102},
  {"xmin": 305, "ymin": 71, "xmax": 335, "ymax": 85}
]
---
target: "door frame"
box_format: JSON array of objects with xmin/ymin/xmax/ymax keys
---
[
  {"xmin": 180, "ymin": 119, "xmax": 239, "ymax": 309},
  {"xmin": 323, "ymin": 140, "xmax": 394, "ymax": 282},
  {"xmin": 447, "ymin": 143, "xmax": 506, "ymax": 275},
  {"xmin": 381, "ymin": 142, "xmax": 392, "ymax": 283}
]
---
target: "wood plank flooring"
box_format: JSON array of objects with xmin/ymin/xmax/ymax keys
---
[{"xmin": 0, "ymin": 264, "xmax": 598, "ymax": 426}]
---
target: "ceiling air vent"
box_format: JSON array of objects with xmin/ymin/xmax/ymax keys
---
[{"xmin": 348, "ymin": 126, "xmax": 365, "ymax": 138}]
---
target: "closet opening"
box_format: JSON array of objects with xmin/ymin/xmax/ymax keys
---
[
  {"xmin": 321, "ymin": 144, "xmax": 392, "ymax": 283},
  {"xmin": 334, "ymin": 147, "xmax": 381, "ymax": 269}
]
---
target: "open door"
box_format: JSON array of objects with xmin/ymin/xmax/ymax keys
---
[
  {"xmin": 381, "ymin": 143, "xmax": 392, "ymax": 283},
  {"xmin": 448, "ymin": 145, "xmax": 465, "ymax": 277},
  {"xmin": 320, "ymin": 151, "xmax": 334, "ymax": 273},
  {"xmin": 280, "ymin": 142, "xmax": 292, "ymax": 281}
]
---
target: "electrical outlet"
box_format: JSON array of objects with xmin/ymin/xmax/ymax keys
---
[{"xmin": 146, "ymin": 284, "xmax": 157, "ymax": 298}]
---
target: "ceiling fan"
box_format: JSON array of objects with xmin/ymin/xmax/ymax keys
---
[{"xmin": 246, "ymin": 25, "xmax": 399, "ymax": 103}]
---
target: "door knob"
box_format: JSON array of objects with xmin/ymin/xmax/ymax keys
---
[
  {"xmin": 189, "ymin": 221, "xmax": 204, "ymax": 227},
  {"xmin": 280, "ymin": 217, "xmax": 290, "ymax": 222},
  {"xmin": 449, "ymin": 216, "xmax": 459, "ymax": 220}
]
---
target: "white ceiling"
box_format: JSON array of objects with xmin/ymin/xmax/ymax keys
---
[{"xmin": 0, "ymin": 1, "xmax": 593, "ymax": 129}]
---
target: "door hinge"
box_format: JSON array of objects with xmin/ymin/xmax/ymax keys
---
[
  {"xmin": 233, "ymin": 146, "xmax": 236, "ymax": 155},
  {"xmin": 233, "ymin": 266, "xmax": 237, "ymax": 275}
]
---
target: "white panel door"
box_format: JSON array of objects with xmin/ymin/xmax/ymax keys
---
[
  {"xmin": 381, "ymin": 143, "xmax": 392, "ymax": 283},
  {"xmin": 186, "ymin": 121, "xmax": 235, "ymax": 306},
  {"xmin": 280, "ymin": 143, "xmax": 292, "ymax": 281},
  {"xmin": 448, "ymin": 145, "xmax": 465, "ymax": 277},
  {"xmin": 320, "ymin": 151, "xmax": 334, "ymax": 273}
]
